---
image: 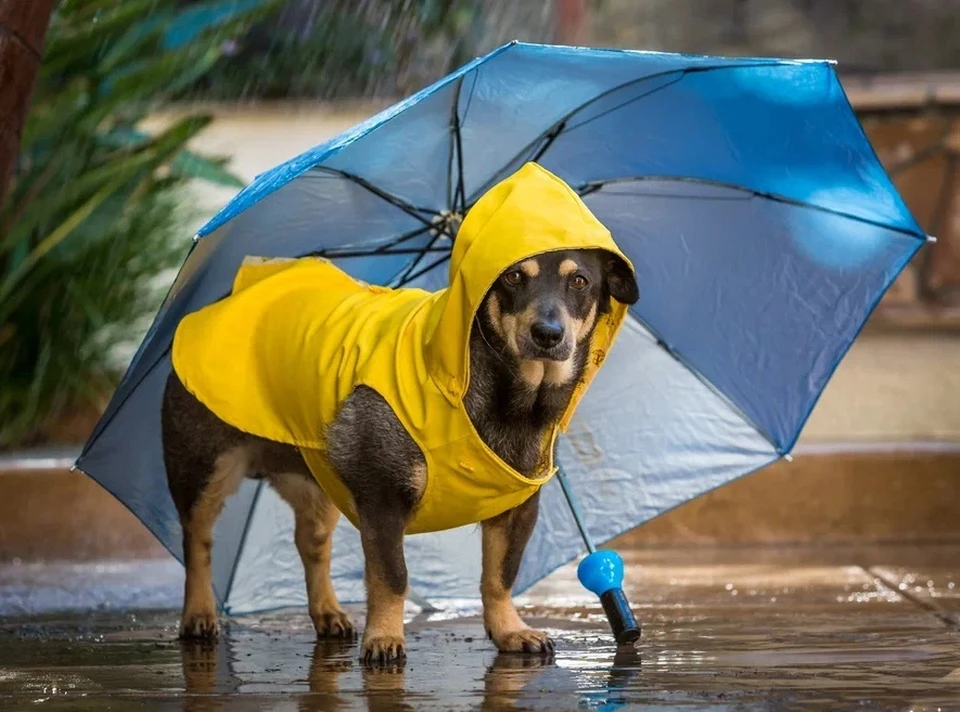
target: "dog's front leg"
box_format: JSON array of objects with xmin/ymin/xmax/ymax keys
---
[
  {"xmin": 358, "ymin": 510, "xmax": 409, "ymax": 664},
  {"xmin": 481, "ymin": 490, "xmax": 554, "ymax": 655}
]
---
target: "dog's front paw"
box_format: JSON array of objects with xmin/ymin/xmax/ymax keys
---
[
  {"xmin": 361, "ymin": 635, "xmax": 406, "ymax": 666},
  {"xmin": 179, "ymin": 609, "xmax": 219, "ymax": 640},
  {"xmin": 490, "ymin": 627, "xmax": 554, "ymax": 656},
  {"xmin": 312, "ymin": 608, "xmax": 356, "ymax": 639}
]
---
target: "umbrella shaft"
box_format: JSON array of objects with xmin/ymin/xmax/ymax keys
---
[{"xmin": 555, "ymin": 467, "xmax": 596, "ymax": 554}]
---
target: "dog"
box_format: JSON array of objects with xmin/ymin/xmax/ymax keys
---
[{"xmin": 161, "ymin": 246, "xmax": 637, "ymax": 663}]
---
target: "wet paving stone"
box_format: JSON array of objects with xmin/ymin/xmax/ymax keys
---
[{"xmin": 1, "ymin": 545, "xmax": 959, "ymax": 710}]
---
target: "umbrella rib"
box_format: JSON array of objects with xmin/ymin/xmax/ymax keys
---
[
  {"xmin": 395, "ymin": 232, "xmax": 444, "ymax": 285},
  {"xmin": 395, "ymin": 253, "xmax": 452, "ymax": 287},
  {"xmin": 313, "ymin": 167, "xmax": 452, "ymax": 236},
  {"xmin": 580, "ymin": 175, "xmax": 926, "ymax": 239},
  {"xmin": 448, "ymin": 77, "xmax": 460, "ymax": 210},
  {"xmin": 531, "ymin": 73, "xmax": 688, "ymax": 165},
  {"xmin": 470, "ymin": 60, "xmax": 827, "ymax": 203},
  {"xmin": 561, "ymin": 73, "xmax": 687, "ymax": 136},
  {"xmin": 304, "ymin": 224, "xmax": 439, "ymax": 259},
  {"xmin": 449, "ymin": 75, "xmax": 468, "ymax": 213},
  {"xmin": 311, "ymin": 246, "xmax": 451, "ymax": 259}
]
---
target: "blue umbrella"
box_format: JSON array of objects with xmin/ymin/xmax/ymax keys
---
[{"xmin": 76, "ymin": 42, "xmax": 924, "ymax": 635}]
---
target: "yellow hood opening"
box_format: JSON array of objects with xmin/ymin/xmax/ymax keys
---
[
  {"xmin": 424, "ymin": 161, "xmax": 633, "ymax": 428},
  {"xmin": 172, "ymin": 162, "xmax": 634, "ymax": 533}
]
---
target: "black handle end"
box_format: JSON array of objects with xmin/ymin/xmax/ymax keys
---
[{"xmin": 600, "ymin": 588, "xmax": 641, "ymax": 646}]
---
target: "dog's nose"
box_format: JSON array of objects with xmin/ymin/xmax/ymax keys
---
[{"xmin": 531, "ymin": 320, "xmax": 564, "ymax": 349}]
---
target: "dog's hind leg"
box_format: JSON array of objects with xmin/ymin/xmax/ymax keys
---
[
  {"xmin": 177, "ymin": 448, "xmax": 248, "ymax": 639},
  {"xmin": 480, "ymin": 490, "xmax": 554, "ymax": 655},
  {"xmin": 163, "ymin": 372, "xmax": 251, "ymax": 639},
  {"xmin": 269, "ymin": 473, "xmax": 355, "ymax": 638}
]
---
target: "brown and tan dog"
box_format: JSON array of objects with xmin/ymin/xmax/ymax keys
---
[{"xmin": 162, "ymin": 248, "xmax": 638, "ymax": 664}]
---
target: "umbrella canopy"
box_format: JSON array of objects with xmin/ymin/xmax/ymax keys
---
[{"xmin": 77, "ymin": 41, "xmax": 924, "ymax": 614}]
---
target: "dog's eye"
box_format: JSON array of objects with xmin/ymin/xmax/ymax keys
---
[
  {"xmin": 570, "ymin": 274, "xmax": 589, "ymax": 290},
  {"xmin": 503, "ymin": 270, "xmax": 523, "ymax": 286}
]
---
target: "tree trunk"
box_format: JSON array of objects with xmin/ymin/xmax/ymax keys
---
[{"xmin": 0, "ymin": 0, "xmax": 57, "ymax": 207}]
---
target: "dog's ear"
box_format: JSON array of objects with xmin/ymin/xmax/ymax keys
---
[{"xmin": 604, "ymin": 256, "xmax": 639, "ymax": 305}]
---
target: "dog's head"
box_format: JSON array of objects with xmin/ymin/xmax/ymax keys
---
[{"xmin": 477, "ymin": 249, "xmax": 639, "ymax": 380}]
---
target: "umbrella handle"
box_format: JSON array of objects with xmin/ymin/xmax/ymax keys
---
[{"xmin": 577, "ymin": 550, "xmax": 642, "ymax": 647}]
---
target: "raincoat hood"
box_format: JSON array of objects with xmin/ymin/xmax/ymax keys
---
[
  {"xmin": 424, "ymin": 162, "xmax": 633, "ymax": 423},
  {"xmin": 172, "ymin": 162, "xmax": 634, "ymax": 534}
]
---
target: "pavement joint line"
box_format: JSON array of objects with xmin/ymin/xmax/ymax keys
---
[{"xmin": 865, "ymin": 564, "xmax": 960, "ymax": 631}]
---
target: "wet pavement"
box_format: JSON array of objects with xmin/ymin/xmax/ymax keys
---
[{"xmin": 1, "ymin": 544, "xmax": 959, "ymax": 710}]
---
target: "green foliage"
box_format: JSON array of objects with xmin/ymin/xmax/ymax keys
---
[{"xmin": 0, "ymin": 0, "xmax": 277, "ymax": 448}]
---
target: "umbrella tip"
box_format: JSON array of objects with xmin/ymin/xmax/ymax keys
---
[{"xmin": 927, "ymin": 235, "xmax": 938, "ymax": 243}]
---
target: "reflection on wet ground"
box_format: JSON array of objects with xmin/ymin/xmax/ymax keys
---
[{"xmin": 1, "ymin": 544, "xmax": 958, "ymax": 710}]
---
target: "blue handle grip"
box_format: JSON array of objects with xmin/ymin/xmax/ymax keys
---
[{"xmin": 577, "ymin": 550, "xmax": 641, "ymax": 646}]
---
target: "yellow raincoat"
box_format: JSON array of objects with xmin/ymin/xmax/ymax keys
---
[{"xmin": 172, "ymin": 162, "xmax": 634, "ymax": 534}]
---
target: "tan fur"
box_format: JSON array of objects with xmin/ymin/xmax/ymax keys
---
[
  {"xmin": 542, "ymin": 358, "xmax": 575, "ymax": 387},
  {"xmin": 360, "ymin": 556, "xmax": 407, "ymax": 660},
  {"xmin": 269, "ymin": 473, "xmax": 353, "ymax": 637},
  {"xmin": 543, "ymin": 303, "xmax": 598, "ymax": 386},
  {"xmin": 180, "ymin": 449, "xmax": 248, "ymax": 637},
  {"xmin": 575, "ymin": 302, "xmax": 598, "ymax": 342},
  {"xmin": 486, "ymin": 294, "xmax": 505, "ymax": 340},
  {"xmin": 360, "ymin": 530, "xmax": 409, "ymax": 660},
  {"xmin": 480, "ymin": 519, "xmax": 550, "ymax": 653},
  {"xmin": 493, "ymin": 292, "xmax": 587, "ymax": 386},
  {"xmin": 558, "ymin": 258, "xmax": 579, "ymax": 276},
  {"xmin": 518, "ymin": 359, "xmax": 545, "ymax": 387},
  {"xmin": 518, "ymin": 258, "xmax": 540, "ymax": 277},
  {"xmin": 500, "ymin": 313, "xmax": 520, "ymax": 355},
  {"xmin": 505, "ymin": 304, "xmax": 538, "ymax": 357},
  {"xmin": 410, "ymin": 462, "xmax": 427, "ymax": 494}
]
